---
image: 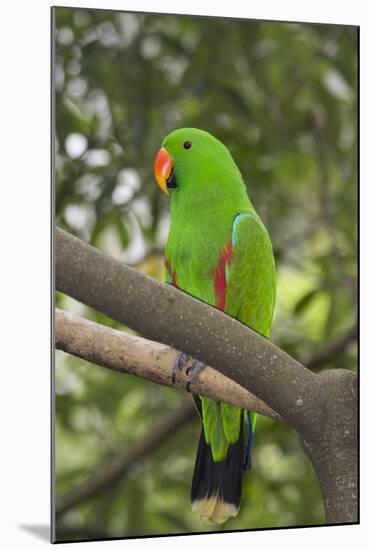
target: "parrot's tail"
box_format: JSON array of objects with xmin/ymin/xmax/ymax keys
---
[{"xmin": 191, "ymin": 411, "xmax": 249, "ymax": 524}]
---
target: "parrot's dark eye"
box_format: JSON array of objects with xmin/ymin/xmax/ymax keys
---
[{"xmin": 183, "ymin": 141, "xmax": 192, "ymax": 150}]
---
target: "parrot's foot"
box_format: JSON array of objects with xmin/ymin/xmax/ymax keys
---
[
  {"xmin": 185, "ymin": 360, "xmax": 206, "ymax": 392},
  {"xmin": 171, "ymin": 352, "xmax": 189, "ymax": 384}
]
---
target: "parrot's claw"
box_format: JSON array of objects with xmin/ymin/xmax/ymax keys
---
[
  {"xmin": 185, "ymin": 360, "xmax": 205, "ymax": 392},
  {"xmin": 171, "ymin": 352, "xmax": 189, "ymax": 384}
]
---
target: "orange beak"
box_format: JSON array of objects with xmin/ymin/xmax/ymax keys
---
[{"xmin": 154, "ymin": 147, "xmax": 174, "ymax": 195}]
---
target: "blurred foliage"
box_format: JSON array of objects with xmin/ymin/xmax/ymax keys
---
[{"xmin": 54, "ymin": 6, "xmax": 357, "ymax": 542}]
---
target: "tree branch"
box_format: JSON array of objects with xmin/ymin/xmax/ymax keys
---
[
  {"xmin": 55, "ymin": 227, "xmax": 322, "ymax": 436},
  {"xmin": 55, "ymin": 308, "xmax": 281, "ymax": 422}
]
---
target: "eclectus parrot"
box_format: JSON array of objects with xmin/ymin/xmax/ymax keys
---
[{"xmin": 154, "ymin": 128, "xmax": 276, "ymax": 524}]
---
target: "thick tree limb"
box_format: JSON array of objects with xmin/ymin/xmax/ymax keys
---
[
  {"xmin": 55, "ymin": 308, "xmax": 281, "ymax": 422},
  {"xmin": 55, "ymin": 228, "xmax": 320, "ymax": 434},
  {"xmin": 55, "ymin": 227, "xmax": 358, "ymax": 524},
  {"xmin": 56, "ymin": 398, "xmax": 195, "ymax": 516}
]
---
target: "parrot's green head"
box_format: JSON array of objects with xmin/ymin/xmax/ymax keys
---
[{"xmin": 154, "ymin": 128, "xmax": 246, "ymax": 203}]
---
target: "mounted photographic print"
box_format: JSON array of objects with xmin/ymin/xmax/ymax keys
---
[{"xmin": 52, "ymin": 6, "xmax": 358, "ymax": 543}]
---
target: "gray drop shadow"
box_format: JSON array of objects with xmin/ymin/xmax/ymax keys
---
[{"xmin": 19, "ymin": 524, "xmax": 50, "ymax": 543}]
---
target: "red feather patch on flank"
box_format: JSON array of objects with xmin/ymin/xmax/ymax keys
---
[
  {"xmin": 165, "ymin": 257, "xmax": 178, "ymax": 288},
  {"xmin": 214, "ymin": 242, "xmax": 233, "ymax": 311}
]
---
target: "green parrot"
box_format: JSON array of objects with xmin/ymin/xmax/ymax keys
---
[{"xmin": 154, "ymin": 128, "xmax": 276, "ymax": 524}]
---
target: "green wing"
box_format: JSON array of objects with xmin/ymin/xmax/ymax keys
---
[
  {"xmin": 218, "ymin": 212, "xmax": 276, "ymax": 449},
  {"xmin": 172, "ymin": 211, "xmax": 276, "ymax": 462},
  {"xmin": 226, "ymin": 212, "xmax": 276, "ymax": 338}
]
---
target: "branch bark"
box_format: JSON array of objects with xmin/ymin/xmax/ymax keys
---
[
  {"xmin": 55, "ymin": 308, "xmax": 281, "ymax": 421},
  {"xmin": 55, "ymin": 227, "xmax": 358, "ymax": 524}
]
